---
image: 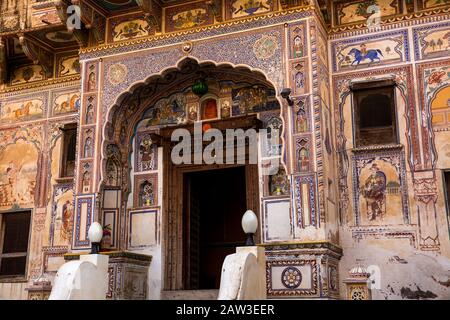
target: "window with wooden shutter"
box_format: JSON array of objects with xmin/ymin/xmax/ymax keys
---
[
  {"xmin": 0, "ymin": 211, "xmax": 31, "ymax": 279},
  {"xmin": 60, "ymin": 124, "xmax": 77, "ymax": 178},
  {"xmin": 351, "ymin": 80, "xmax": 398, "ymax": 147}
]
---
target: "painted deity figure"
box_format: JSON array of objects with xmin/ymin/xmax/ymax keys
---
[
  {"xmin": 361, "ymin": 163, "xmax": 387, "ymax": 221},
  {"xmin": 140, "ymin": 181, "xmax": 154, "ymax": 207},
  {"xmin": 139, "ymin": 138, "xmax": 154, "ymax": 171},
  {"xmin": 60, "ymin": 200, "xmax": 74, "ymax": 241},
  {"xmin": 221, "ymin": 101, "xmax": 230, "ymax": 118},
  {"xmin": 269, "ymin": 168, "xmax": 289, "ymax": 196}
]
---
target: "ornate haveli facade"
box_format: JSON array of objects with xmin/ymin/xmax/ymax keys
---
[{"xmin": 0, "ymin": 0, "xmax": 450, "ymax": 300}]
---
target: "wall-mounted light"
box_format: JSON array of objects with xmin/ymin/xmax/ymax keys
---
[
  {"xmin": 281, "ymin": 88, "xmax": 294, "ymax": 107},
  {"xmin": 242, "ymin": 210, "xmax": 258, "ymax": 246},
  {"xmin": 88, "ymin": 222, "xmax": 103, "ymax": 254}
]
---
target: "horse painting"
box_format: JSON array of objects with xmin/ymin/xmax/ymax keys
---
[{"xmin": 348, "ymin": 48, "xmax": 383, "ymax": 67}]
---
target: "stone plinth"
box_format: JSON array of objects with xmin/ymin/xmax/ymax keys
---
[{"xmin": 64, "ymin": 251, "xmax": 152, "ymax": 300}]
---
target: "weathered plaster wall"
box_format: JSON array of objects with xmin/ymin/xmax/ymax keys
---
[
  {"xmin": 0, "ymin": 80, "xmax": 79, "ymax": 299},
  {"xmin": 330, "ymin": 15, "xmax": 450, "ymax": 299}
]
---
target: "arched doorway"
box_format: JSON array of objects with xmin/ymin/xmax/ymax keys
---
[{"xmin": 100, "ymin": 58, "xmax": 285, "ymax": 293}]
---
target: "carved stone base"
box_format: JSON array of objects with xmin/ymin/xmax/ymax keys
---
[
  {"xmin": 65, "ymin": 251, "xmax": 152, "ymax": 300},
  {"xmin": 264, "ymin": 242, "xmax": 342, "ymax": 299}
]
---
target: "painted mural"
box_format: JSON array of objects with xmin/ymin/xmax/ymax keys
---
[
  {"xmin": 50, "ymin": 184, "xmax": 74, "ymax": 246},
  {"xmin": 231, "ymin": 85, "xmax": 279, "ymax": 115},
  {"xmin": 352, "ymin": 150, "xmax": 409, "ymax": 226},
  {"xmin": 52, "ymin": 91, "xmax": 80, "ymax": 115},
  {"xmin": 135, "ymin": 132, "xmax": 158, "ymax": 172},
  {"xmin": 0, "ymin": 141, "xmax": 38, "ymax": 209},
  {"xmin": 332, "ymin": 30, "xmax": 408, "ymax": 72},
  {"xmin": 165, "ymin": 2, "xmax": 213, "ymax": 32},
  {"xmin": 0, "ymin": 98, "xmax": 44, "ymax": 122},
  {"xmin": 228, "ymin": 0, "xmax": 275, "ymax": 19},
  {"xmin": 334, "ymin": 0, "xmax": 401, "ymax": 26},
  {"xmin": 144, "ymin": 92, "xmax": 186, "ymax": 126},
  {"xmin": 58, "ymin": 56, "xmax": 81, "ymax": 77},
  {"xmin": 290, "ymin": 60, "xmax": 309, "ymax": 96},
  {"xmin": 427, "ymin": 66, "xmax": 450, "ymax": 128},
  {"xmin": 288, "ymin": 22, "xmax": 306, "ymax": 59},
  {"xmin": 30, "ymin": 6, "xmax": 60, "ymax": 28},
  {"xmin": 414, "ymin": 22, "xmax": 450, "ymax": 60},
  {"xmin": 423, "ymin": 0, "xmax": 450, "ymax": 9},
  {"xmin": 10, "ymin": 65, "xmax": 46, "ymax": 85},
  {"xmin": 111, "ymin": 15, "xmax": 152, "ymax": 42}
]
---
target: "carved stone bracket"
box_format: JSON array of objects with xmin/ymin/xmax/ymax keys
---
[
  {"xmin": 18, "ymin": 34, "xmax": 54, "ymax": 78},
  {"xmin": 136, "ymin": 0, "xmax": 162, "ymax": 33}
]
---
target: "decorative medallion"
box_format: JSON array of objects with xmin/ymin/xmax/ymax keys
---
[
  {"xmin": 281, "ymin": 266, "xmax": 302, "ymax": 289},
  {"xmin": 108, "ymin": 63, "xmax": 128, "ymax": 85},
  {"xmin": 182, "ymin": 41, "xmax": 193, "ymax": 54},
  {"xmin": 253, "ymin": 35, "xmax": 278, "ymax": 60}
]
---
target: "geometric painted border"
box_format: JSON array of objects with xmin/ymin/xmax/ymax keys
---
[
  {"xmin": 72, "ymin": 194, "xmax": 95, "ymax": 249},
  {"xmin": 266, "ymin": 259, "xmax": 318, "ymax": 297}
]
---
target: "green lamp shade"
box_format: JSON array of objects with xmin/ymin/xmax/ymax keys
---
[{"xmin": 192, "ymin": 79, "xmax": 208, "ymax": 97}]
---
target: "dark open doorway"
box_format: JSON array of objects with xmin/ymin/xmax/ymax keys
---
[{"xmin": 183, "ymin": 166, "xmax": 247, "ymax": 290}]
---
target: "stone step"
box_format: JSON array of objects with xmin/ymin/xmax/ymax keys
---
[{"xmin": 161, "ymin": 290, "xmax": 219, "ymax": 300}]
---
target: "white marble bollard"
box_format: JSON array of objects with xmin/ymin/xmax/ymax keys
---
[
  {"xmin": 49, "ymin": 254, "xmax": 109, "ymax": 300},
  {"xmin": 218, "ymin": 246, "xmax": 266, "ymax": 300}
]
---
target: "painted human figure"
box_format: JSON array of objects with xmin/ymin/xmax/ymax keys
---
[
  {"xmin": 86, "ymin": 104, "xmax": 94, "ymax": 124},
  {"xmin": 6, "ymin": 162, "xmax": 17, "ymax": 200},
  {"xmin": 139, "ymin": 138, "xmax": 154, "ymax": 171},
  {"xmin": 87, "ymin": 71, "xmax": 96, "ymax": 91},
  {"xmin": 106, "ymin": 160, "xmax": 118, "ymax": 186},
  {"xmin": 221, "ymin": 100, "xmax": 230, "ymax": 118},
  {"xmin": 84, "ymin": 137, "xmax": 93, "ymax": 158},
  {"xmin": 296, "ymin": 108, "xmax": 308, "ymax": 132},
  {"xmin": 295, "ymin": 70, "xmax": 305, "ymax": 89},
  {"xmin": 82, "ymin": 170, "xmax": 90, "ymax": 193},
  {"xmin": 293, "ymin": 35, "xmax": 303, "ymax": 58},
  {"xmin": 61, "ymin": 200, "xmax": 73, "ymax": 241},
  {"xmin": 298, "ymin": 148, "xmax": 309, "ymax": 171},
  {"xmin": 361, "ymin": 163, "xmax": 387, "ymax": 221}
]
